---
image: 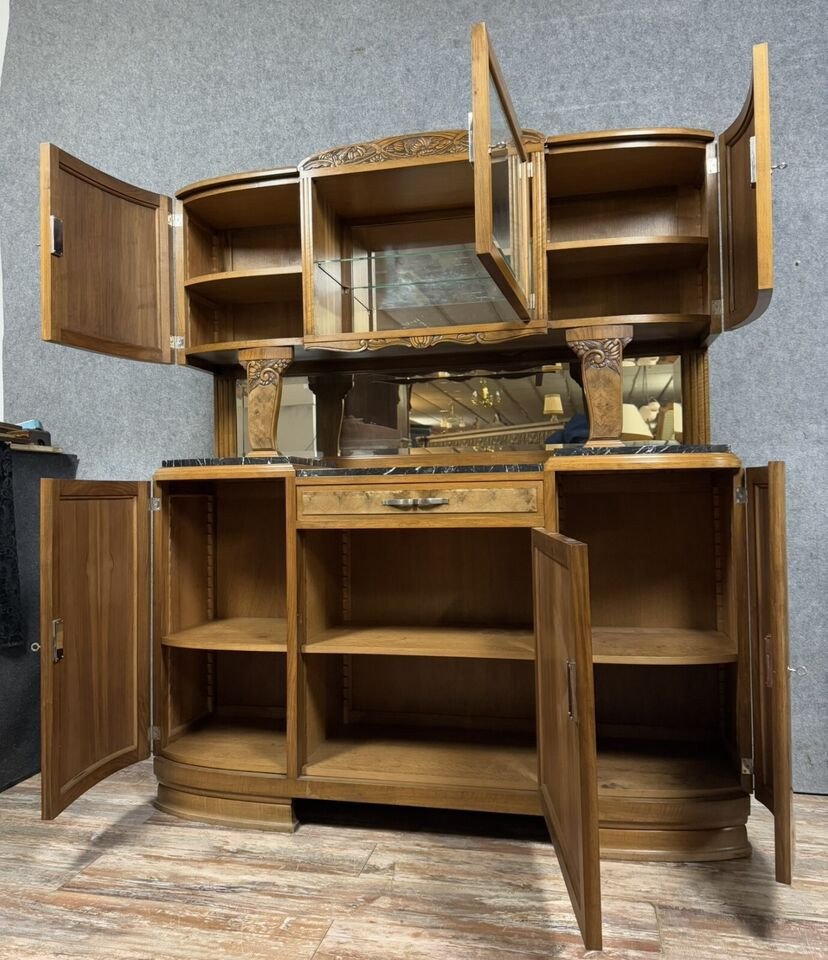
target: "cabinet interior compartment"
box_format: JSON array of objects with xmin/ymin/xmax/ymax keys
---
[
  {"xmin": 309, "ymin": 162, "xmax": 520, "ymax": 337},
  {"xmin": 558, "ymin": 469, "xmax": 742, "ymax": 800},
  {"xmin": 162, "ymin": 478, "xmax": 288, "ymax": 641},
  {"xmin": 183, "ymin": 181, "xmax": 303, "ymax": 349},
  {"xmin": 159, "ymin": 479, "xmax": 288, "ymax": 773},
  {"xmin": 164, "ymin": 647, "xmax": 287, "ymax": 774},
  {"xmin": 545, "ymin": 142, "xmax": 712, "ymax": 324},
  {"xmin": 299, "ymin": 527, "xmax": 536, "ymax": 791}
]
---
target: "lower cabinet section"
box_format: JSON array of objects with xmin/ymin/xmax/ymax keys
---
[{"xmin": 40, "ymin": 458, "xmax": 792, "ymax": 952}]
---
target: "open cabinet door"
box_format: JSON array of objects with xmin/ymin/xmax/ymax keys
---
[
  {"xmin": 745, "ymin": 463, "xmax": 793, "ymax": 882},
  {"xmin": 532, "ymin": 529, "xmax": 602, "ymax": 951},
  {"xmin": 470, "ymin": 23, "xmax": 535, "ymax": 321},
  {"xmin": 718, "ymin": 43, "xmax": 773, "ymax": 332},
  {"xmin": 40, "ymin": 480, "xmax": 151, "ymax": 819},
  {"xmin": 40, "ymin": 144, "xmax": 174, "ymax": 362}
]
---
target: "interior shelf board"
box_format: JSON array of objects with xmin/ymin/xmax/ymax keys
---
[
  {"xmin": 303, "ymin": 624, "xmax": 534, "ymax": 660},
  {"xmin": 546, "ymin": 236, "xmax": 708, "ymax": 279},
  {"xmin": 304, "ymin": 728, "xmax": 537, "ymax": 792},
  {"xmin": 163, "ymin": 717, "xmax": 287, "ymax": 774},
  {"xmin": 163, "ymin": 617, "xmax": 287, "ymax": 652},
  {"xmin": 183, "ymin": 180, "xmax": 301, "ymax": 229},
  {"xmin": 185, "ymin": 267, "xmax": 302, "ymax": 304},
  {"xmin": 546, "ymin": 141, "xmax": 708, "ymax": 198},
  {"xmin": 592, "ymin": 627, "xmax": 735, "ymax": 665},
  {"xmin": 184, "ymin": 337, "xmax": 304, "ymax": 366},
  {"xmin": 597, "ymin": 740, "xmax": 744, "ymax": 800},
  {"xmin": 547, "ymin": 313, "xmax": 710, "ymax": 337}
]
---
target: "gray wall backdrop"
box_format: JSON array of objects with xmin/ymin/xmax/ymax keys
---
[{"xmin": 0, "ymin": 0, "xmax": 824, "ymax": 792}]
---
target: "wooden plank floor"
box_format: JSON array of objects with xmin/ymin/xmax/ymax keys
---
[{"xmin": 0, "ymin": 761, "xmax": 826, "ymax": 959}]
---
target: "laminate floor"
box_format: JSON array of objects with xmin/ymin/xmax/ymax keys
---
[{"xmin": 0, "ymin": 762, "xmax": 826, "ymax": 959}]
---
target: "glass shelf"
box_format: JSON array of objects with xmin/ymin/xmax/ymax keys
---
[{"xmin": 315, "ymin": 244, "xmax": 521, "ymax": 329}]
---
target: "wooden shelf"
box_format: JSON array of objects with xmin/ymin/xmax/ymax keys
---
[
  {"xmin": 304, "ymin": 728, "xmax": 536, "ymax": 791},
  {"xmin": 183, "ymin": 179, "xmax": 300, "ymax": 229},
  {"xmin": 546, "ymin": 139, "xmax": 709, "ymax": 198},
  {"xmin": 163, "ymin": 617, "xmax": 287, "ymax": 652},
  {"xmin": 547, "ymin": 313, "xmax": 710, "ymax": 340},
  {"xmin": 547, "ymin": 236, "xmax": 707, "ymax": 279},
  {"xmin": 163, "ymin": 717, "xmax": 286, "ymax": 774},
  {"xmin": 185, "ymin": 267, "xmax": 302, "ymax": 304},
  {"xmin": 592, "ymin": 627, "xmax": 735, "ymax": 665},
  {"xmin": 303, "ymin": 624, "xmax": 534, "ymax": 660},
  {"xmin": 597, "ymin": 740, "xmax": 743, "ymax": 800},
  {"xmin": 184, "ymin": 337, "xmax": 303, "ymax": 367}
]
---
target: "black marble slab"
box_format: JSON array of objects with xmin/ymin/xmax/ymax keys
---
[
  {"xmin": 294, "ymin": 462, "xmax": 545, "ymax": 477},
  {"xmin": 161, "ymin": 456, "xmax": 325, "ymax": 468},
  {"xmin": 547, "ymin": 443, "xmax": 730, "ymax": 456}
]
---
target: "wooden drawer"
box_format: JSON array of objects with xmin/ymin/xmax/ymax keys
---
[{"xmin": 297, "ymin": 479, "xmax": 545, "ymax": 527}]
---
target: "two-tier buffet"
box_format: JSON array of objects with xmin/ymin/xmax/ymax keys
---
[{"xmin": 37, "ymin": 25, "xmax": 789, "ymax": 951}]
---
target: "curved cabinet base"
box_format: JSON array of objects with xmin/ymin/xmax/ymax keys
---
[
  {"xmin": 155, "ymin": 784, "xmax": 297, "ymax": 833},
  {"xmin": 600, "ymin": 825, "xmax": 751, "ymax": 862}
]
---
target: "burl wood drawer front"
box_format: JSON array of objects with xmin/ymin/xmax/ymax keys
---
[{"xmin": 297, "ymin": 482, "xmax": 544, "ymax": 527}]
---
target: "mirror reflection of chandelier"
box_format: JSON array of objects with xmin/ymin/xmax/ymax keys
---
[{"xmin": 471, "ymin": 378, "xmax": 501, "ymax": 408}]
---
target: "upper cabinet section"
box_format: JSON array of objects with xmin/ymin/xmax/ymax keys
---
[
  {"xmin": 175, "ymin": 168, "xmax": 304, "ymax": 367},
  {"xmin": 470, "ymin": 22, "xmax": 536, "ymax": 321},
  {"xmin": 40, "ymin": 144, "xmax": 174, "ymax": 363},
  {"xmin": 719, "ymin": 43, "xmax": 773, "ymax": 332}
]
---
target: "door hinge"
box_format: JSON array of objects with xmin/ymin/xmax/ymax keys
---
[
  {"xmin": 741, "ymin": 757, "xmax": 754, "ymax": 775},
  {"xmin": 168, "ymin": 213, "xmax": 182, "ymax": 228},
  {"xmin": 711, "ymin": 298, "xmax": 723, "ymax": 317},
  {"xmin": 749, "ymin": 135, "xmax": 757, "ymax": 184},
  {"xmin": 170, "ymin": 335, "xmax": 184, "ymax": 350},
  {"xmin": 706, "ymin": 155, "xmax": 718, "ymax": 175},
  {"xmin": 150, "ymin": 497, "xmax": 161, "ymax": 512},
  {"xmin": 734, "ymin": 485, "xmax": 748, "ymax": 504},
  {"xmin": 149, "ymin": 725, "xmax": 160, "ymax": 742}
]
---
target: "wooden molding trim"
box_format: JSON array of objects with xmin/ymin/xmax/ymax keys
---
[
  {"xmin": 213, "ymin": 373, "xmax": 239, "ymax": 458},
  {"xmin": 300, "ymin": 128, "xmax": 544, "ymax": 170},
  {"xmin": 306, "ymin": 327, "xmax": 545, "ymax": 352},
  {"xmin": 681, "ymin": 348, "xmax": 711, "ymax": 444}
]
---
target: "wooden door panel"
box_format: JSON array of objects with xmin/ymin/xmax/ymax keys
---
[
  {"xmin": 746, "ymin": 463, "xmax": 793, "ymax": 882},
  {"xmin": 719, "ymin": 43, "xmax": 772, "ymax": 332},
  {"xmin": 40, "ymin": 144, "xmax": 173, "ymax": 362},
  {"xmin": 470, "ymin": 22, "xmax": 535, "ymax": 321},
  {"xmin": 532, "ymin": 529, "xmax": 602, "ymax": 950},
  {"xmin": 41, "ymin": 480, "xmax": 150, "ymax": 819}
]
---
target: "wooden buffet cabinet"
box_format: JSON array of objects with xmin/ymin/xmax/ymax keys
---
[{"xmin": 37, "ymin": 24, "xmax": 790, "ymax": 953}]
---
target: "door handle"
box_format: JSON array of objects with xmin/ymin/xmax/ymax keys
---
[
  {"xmin": 566, "ymin": 659, "xmax": 578, "ymax": 722},
  {"xmin": 381, "ymin": 497, "xmax": 450, "ymax": 509},
  {"xmin": 51, "ymin": 618, "xmax": 64, "ymax": 663}
]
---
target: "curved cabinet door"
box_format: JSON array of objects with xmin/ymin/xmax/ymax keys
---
[
  {"xmin": 40, "ymin": 144, "xmax": 174, "ymax": 362},
  {"xmin": 470, "ymin": 22, "xmax": 535, "ymax": 321},
  {"xmin": 532, "ymin": 529, "xmax": 602, "ymax": 951},
  {"xmin": 40, "ymin": 480, "xmax": 151, "ymax": 819},
  {"xmin": 719, "ymin": 43, "xmax": 773, "ymax": 332},
  {"xmin": 745, "ymin": 463, "xmax": 793, "ymax": 883}
]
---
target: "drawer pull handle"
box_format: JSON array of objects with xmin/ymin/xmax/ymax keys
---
[{"xmin": 381, "ymin": 497, "xmax": 450, "ymax": 509}]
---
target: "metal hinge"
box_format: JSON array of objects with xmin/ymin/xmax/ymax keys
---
[
  {"xmin": 170, "ymin": 335, "xmax": 184, "ymax": 350},
  {"xmin": 749, "ymin": 135, "xmax": 757, "ymax": 184},
  {"xmin": 168, "ymin": 213, "xmax": 182, "ymax": 228},
  {"xmin": 149, "ymin": 725, "xmax": 160, "ymax": 742},
  {"xmin": 706, "ymin": 155, "xmax": 718, "ymax": 175},
  {"xmin": 150, "ymin": 497, "xmax": 161, "ymax": 512},
  {"xmin": 711, "ymin": 298, "xmax": 723, "ymax": 317},
  {"xmin": 741, "ymin": 757, "xmax": 754, "ymax": 775},
  {"xmin": 735, "ymin": 485, "xmax": 748, "ymax": 504}
]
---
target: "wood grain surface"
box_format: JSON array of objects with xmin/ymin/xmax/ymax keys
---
[{"xmin": 1, "ymin": 763, "xmax": 824, "ymax": 959}]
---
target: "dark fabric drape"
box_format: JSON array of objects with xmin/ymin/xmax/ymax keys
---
[{"xmin": 0, "ymin": 444, "xmax": 24, "ymax": 650}]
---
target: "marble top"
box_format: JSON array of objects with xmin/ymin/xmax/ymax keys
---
[{"xmin": 547, "ymin": 443, "xmax": 730, "ymax": 456}]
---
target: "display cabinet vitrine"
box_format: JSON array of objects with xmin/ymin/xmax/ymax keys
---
[{"xmin": 37, "ymin": 22, "xmax": 789, "ymax": 955}]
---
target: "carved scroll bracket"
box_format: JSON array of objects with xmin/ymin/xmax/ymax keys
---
[
  {"xmin": 239, "ymin": 346, "xmax": 294, "ymax": 456},
  {"xmin": 566, "ymin": 325, "xmax": 633, "ymax": 447}
]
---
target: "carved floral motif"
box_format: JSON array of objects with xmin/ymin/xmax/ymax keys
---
[
  {"xmin": 246, "ymin": 357, "xmax": 292, "ymax": 390},
  {"xmin": 310, "ymin": 328, "xmax": 543, "ymax": 352},
  {"xmin": 568, "ymin": 337, "xmax": 631, "ymax": 375},
  {"xmin": 301, "ymin": 129, "xmax": 543, "ymax": 170}
]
